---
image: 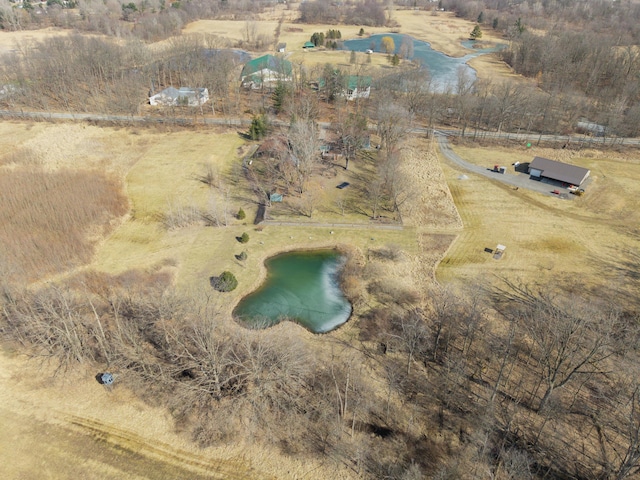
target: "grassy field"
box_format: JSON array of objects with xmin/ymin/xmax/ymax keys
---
[{"xmin": 436, "ymin": 140, "xmax": 640, "ymax": 301}]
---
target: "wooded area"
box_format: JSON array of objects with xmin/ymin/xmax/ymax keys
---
[{"xmin": 2, "ymin": 259, "xmax": 640, "ymax": 478}]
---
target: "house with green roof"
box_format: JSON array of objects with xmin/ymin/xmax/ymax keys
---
[
  {"xmin": 240, "ymin": 54, "xmax": 293, "ymax": 89},
  {"xmin": 344, "ymin": 75, "xmax": 372, "ymax": 100},
  {"xmin": 318, "ymin": 75, "xmax": 372, "ymax": 101}
]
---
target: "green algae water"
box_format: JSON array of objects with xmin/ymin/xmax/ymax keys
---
[{"xmin": 233, "ymin": 250, "xmax": 352, "ymax": 333}]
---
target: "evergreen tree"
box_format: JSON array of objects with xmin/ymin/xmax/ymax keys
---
[
  {"xmin": 310, "ymin": 32, "xmax": 325, "ymax": 46},
  {"xmin": 249, "ymin": 115, "xmax": 267, "ymax": 140},
  {"xmin": 272, "ymin": 82, "xmax": 290, "ymax": 114},
  {"xmin": 470, "ymin": 25, "xmax": 483, "ymax": 40}
]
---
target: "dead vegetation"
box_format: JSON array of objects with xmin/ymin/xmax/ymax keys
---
[{"xmin": 0, "ymin": 165, "xmax": 127, "ymax": 283}]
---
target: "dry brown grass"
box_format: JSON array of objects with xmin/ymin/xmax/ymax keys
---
[
  {"xmin": 435, "ymin": 141, "xmax": 640, "ymax": 300},
  {"xmin": 0, "ymin": 166, "xmax": 127, "ymax": 283},
  {"xmin": 0, "ymin": 27, "xmax": 72, "ymax": 56}
]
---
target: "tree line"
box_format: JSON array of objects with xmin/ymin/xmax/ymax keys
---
[
  {"xmin": 0, "ymin": 34, "xmax": 243, "ymax": 116},
  {"xmin": 443, "ymin": 0, "xmax": 640, "ymax": 137},
  {"xmin": 0, "ymin": 0, "xmax": 278, "ymax": 41}
]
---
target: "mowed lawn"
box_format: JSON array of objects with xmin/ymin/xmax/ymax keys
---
[{"xmin": 435, "ymin": 141, "xmax": 640, "ymax": 300}]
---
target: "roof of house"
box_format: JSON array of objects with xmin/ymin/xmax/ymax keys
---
[
  {"xmin": 576, "ymin": 121, "xmax": 605, "ymax": 133},
  {"xmin": 149, "ymin": 87, "xmax": 209, "ymax": 107},
  {"xmin": 318, "ymin": 75, "xmax": 372, "ymax": 90},
  {"xmin": 303, "ymin": 41, "xmax": 315, "ymax": 48},
  {"xmin": 277, "ymin": 43, "xmax": 286, "ymax": 49},
  {"xmin": 254, "ymin": 135, "xmax": 290, "ymax": 157},
  {"xmin": 529, "ymin": 156, "xmax": 590, "ymax": 185},
  {"xmin": 241, "ymin": 54, "xmax": 292, "ymax": 78},
  {"xmin": 346, "ymin": 75, "xmax": 372, "ymax": 90}
]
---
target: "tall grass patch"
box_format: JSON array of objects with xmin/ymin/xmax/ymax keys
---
[{"xmin": 0, "ymin": 167, "xmax": 128, "ymax": 282}]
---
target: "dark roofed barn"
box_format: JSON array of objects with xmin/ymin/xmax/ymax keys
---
[{"xmin": 528, "ymin": 157, "xmax": 590, "ymax": 186}]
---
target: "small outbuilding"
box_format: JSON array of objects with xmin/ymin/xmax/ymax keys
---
[
  {"xmin": 303, "ymin": 41, "xmax": 316, "ymax": 49},
  {"xmin": 528, "ymin": 156, "xmax": 590, "ymax": 186},
  {"xmin": 277, "ymin": 43, "xmax": 287, "ymax": 53}
]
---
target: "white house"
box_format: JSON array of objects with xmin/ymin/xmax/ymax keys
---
[{"xmin": 149, "ymin": 87, "xmax": 209, "ymax": 106}]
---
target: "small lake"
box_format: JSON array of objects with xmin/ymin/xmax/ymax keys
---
[
  {"xmin": 233, "ymin": 250, "xmax": 352, "ymax": 333},
  {"xmin": 343, "ymin": 33, "xmax": 502, "ymax": 92}
]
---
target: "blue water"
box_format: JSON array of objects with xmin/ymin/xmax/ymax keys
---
[
  {"xmin": 343, "ymin": 33, "xmax": 503, "ymax": 92},
  {"xmin": 233, "ymin": 250, "xmax": 352, "ymax": 333}
]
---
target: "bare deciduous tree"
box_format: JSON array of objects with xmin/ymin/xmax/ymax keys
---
[
  {"xmin": 498, "ymin": 283, "xmax": 617, "ymax": 411},
  {"xmin": 287, "ymin": 119, "xmax": 322, "ymax": 193},
  {"xmin": 375, "ymin": 98, "xmax": 413, "ymax": 160}
]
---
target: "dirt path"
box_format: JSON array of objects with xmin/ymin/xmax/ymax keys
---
[
  {"xmin": 261, "ymin": 220, "xmax": 403, "ymax": 230},
  {"xmin": 0, "ymin": 348, "xmax": 273, "ymax": 480}
]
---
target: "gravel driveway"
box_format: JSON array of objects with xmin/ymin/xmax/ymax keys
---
[{"xmin": 435, "ymin": 133, "xmax": 578, "ymax": 198}]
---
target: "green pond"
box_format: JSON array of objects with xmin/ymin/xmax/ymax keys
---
[{"xmin": 233, "ymin": 250, "xmax": 352, "ymax": 333}]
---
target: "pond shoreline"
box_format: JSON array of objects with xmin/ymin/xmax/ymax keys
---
[{"xmin": 232, "ymin": 245, "xmax": 355, "ymax": 334}]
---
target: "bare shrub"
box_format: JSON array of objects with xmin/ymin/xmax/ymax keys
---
[
  {"xmin": 369, "ymin": 244, "xmax": 405, "ymax": 262},
  {"xmin": 367, "ymin": 279, "xmax": 420, "ymax": 307},
  {"xmin": 163, "ymin": 200, "xmax": 202, "ymax": 230},
  {"xmin": 1, "ymin": 286, "xmax": 104, "ymax": 369}
]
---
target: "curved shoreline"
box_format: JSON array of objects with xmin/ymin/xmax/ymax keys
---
[{"xmin": 231, "ymin": 244, "xmax": 353, "ymax": 334}]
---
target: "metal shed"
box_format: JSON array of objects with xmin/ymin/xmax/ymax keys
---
[{"xmin": 528, "ymin": 157, "xmax": 590, "ymax": 186}]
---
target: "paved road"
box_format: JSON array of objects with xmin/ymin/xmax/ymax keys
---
[
  {"xmin": 435, "ymin": 133, "xmax": 578, "ymax": 198},
  {"xmin": 2, "ymin": 108, "xmax": 639, "ymax": 147}
]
